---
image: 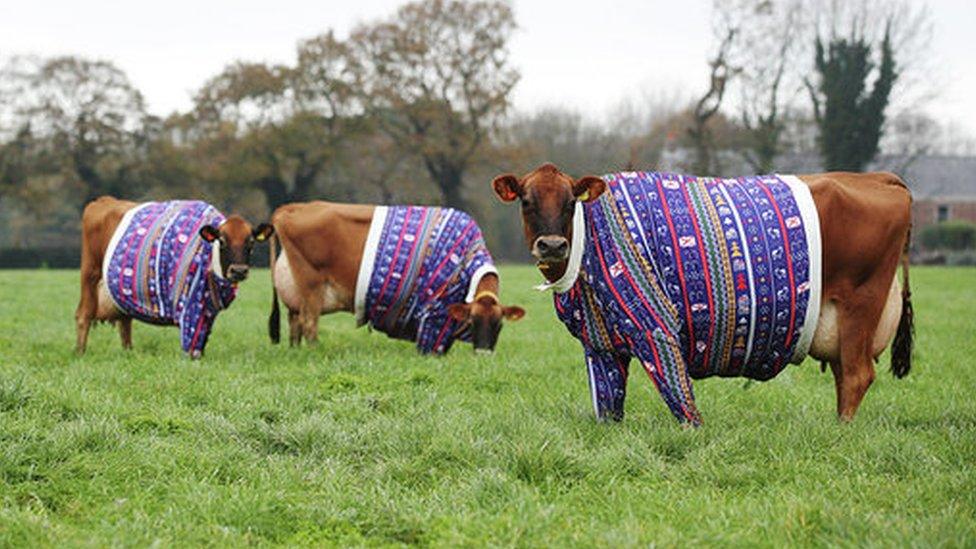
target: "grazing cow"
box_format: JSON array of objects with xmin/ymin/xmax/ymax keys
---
[
  {"xmin": 492, "ymin": 163, "xmax": 913, "ymax": 426},
  {"xmin": 76, "ymin": 197, "xmax": 271, "ymax": 358},
  {"xmin": 265, "ymin": 201, "xmax": 524, "ymax": 354}
]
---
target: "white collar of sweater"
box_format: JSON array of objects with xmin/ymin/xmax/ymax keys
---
[
  {"xmin": 209, "ymin": 219, "xmax": 227, "ymax": 280},
  {"xmin": 534, "ymin": 201, "xmax": 584, "ymax": 294}
]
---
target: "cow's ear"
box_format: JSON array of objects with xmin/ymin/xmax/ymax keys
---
[
  {"xmin": 492, "ymin": 173, "xmax": 522, "ymax": 202},
  {"xmin": 253, "ymin": 223, "xmax": 274, "ymax": 242},
  {"xmin": 200, "ymin": 225, "xmax": 220, "ymax": 243},
  {"xmin": 502, "ymin": 305, "xmax": 525, "ymax": 321},
  {"xmin": 447, "ymin": 303, "xmax": 471, "ymax": 322},
  {"xmin": 573, "ymin": 176, "xmax": 606, "ymax": 203}
]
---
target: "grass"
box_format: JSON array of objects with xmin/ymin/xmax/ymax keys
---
[{"xmin": 0, "ymin": 265, "xmax": 974, "ymax": 547}]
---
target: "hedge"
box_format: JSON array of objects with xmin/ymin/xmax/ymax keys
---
[{"xmin": 920, "ymin": 221, "xmax": 976, "ymax": 251}]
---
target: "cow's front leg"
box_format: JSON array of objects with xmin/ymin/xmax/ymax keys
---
[
  {"xmin": 415, "ymin": 314, "xmax": 452, "ymax": 355},
  {"xmin": 630, "ymin": 329, "xmax": 702, "ymax": 427},
  {"xmin": 180, "ymin": 311, "xmax": 215, "ymax": 359},
  {"xmin": 584, "ymin": 347, "xmax": 630, "ymax": 421}
]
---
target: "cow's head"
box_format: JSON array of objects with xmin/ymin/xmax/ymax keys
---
[
  {"xmin": 447, "ymin": 290, "xmax": 525, "ymax": 353},
  {"xmin": 199, "ymin": 216, "xmax": 274, "ymax": 283},
  {"xmin": 491, "ymin": 163, "xmax": 605, "ymax": 266}
]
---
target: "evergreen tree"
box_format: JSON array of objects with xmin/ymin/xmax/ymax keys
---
[{"xmin": 811, "ymin": 26, "xmax": 897, "ymax": 172}]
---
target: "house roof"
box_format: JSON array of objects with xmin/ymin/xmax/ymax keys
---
[
  {"xmin": 658, "ymin": 149, "xmax": 976, "ymax": 200},
  {"xmin": 880, "ymin": 155, "xmax": 976, "ymax": 200}
]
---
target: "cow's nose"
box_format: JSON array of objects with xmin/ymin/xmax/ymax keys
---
[
  {"xmin": 534, "ymin": 236, "xmax": 569, "ymax": 259},
  {"xmin": 227, "ymin": 265, "xmax": 249, "ymax": 280}
]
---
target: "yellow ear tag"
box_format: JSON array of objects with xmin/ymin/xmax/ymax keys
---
[
  {"xmin": 255, "ymin": 233, "xmax": 266, "ymax": 242},
  {"xmin": 578, "ymin": 190, "xmax": 589, "ymax": 202}
]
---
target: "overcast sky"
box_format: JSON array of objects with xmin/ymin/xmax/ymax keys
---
[{"xmin": 2, "ymin": 0, "xmax": 973, "ymax": 135}]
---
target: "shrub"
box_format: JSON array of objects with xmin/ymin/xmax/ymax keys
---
[{"xmin": 920, "ymin": 221, "xmax": 976, "ymax": 251}]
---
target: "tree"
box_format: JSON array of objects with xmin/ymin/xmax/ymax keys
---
[
  {"xmin": 348, "ymin": 0, "xmax": 519, "ymax": 210},
  {"xmin": 192, "ymin": 34, "xmax": 357, "ymax": 210},
  {"xmin": 717, "ymin": 0, "xmax": 805, "ymax": 173},
  {"xmin": 687, "ymin": 21, "xmax": 739, "ymax": 175},
  {"xmin": 1, "ymin": 56, "xmax": 147, "ymax": 208},
  {"xmin": 339, "ymin": 127, "xmax": 423, "ymax": 204},
  {"xmin": 808, "ymin": 25, "xmax": 896, "ymax": 171}
]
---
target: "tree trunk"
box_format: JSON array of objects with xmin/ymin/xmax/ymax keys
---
[
  {"xmin": 689, "ymin": 127, "xmax": 712, "ymax": 175},
  {"xmin": 77, "ymin": 158, "xmax": 106, "ymax": 210},
  {"xmin": 424, "ymin": 158, "xmax": 467, "ymax": 211},
  {"xmin": 291, "ymin": 163, "xmax": 319, "ymax": 204},
  {"xmin": 438, "ymin": 165, "xmax": 466, "ymax": 211},
  {"xmin": 258, "ymin": 176, "xmax": 289, "ymax": 212}
]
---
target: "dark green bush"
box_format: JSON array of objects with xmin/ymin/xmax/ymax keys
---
[{"xmin": 920, "ymin": 221, "xmax": 976, "ymax": 251}]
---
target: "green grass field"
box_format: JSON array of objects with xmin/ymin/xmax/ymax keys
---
[{"xmin": 1, "ymin": 266, "xmax": 974, "ymax": 546}]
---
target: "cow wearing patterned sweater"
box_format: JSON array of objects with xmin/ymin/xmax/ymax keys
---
[
  {"xmin": 265, "ymin": 201, "xmax": 524, "ymax": 354},
  {"xmin": 493, "ymin": 164, "xmax": 914, "ymax": 426},
  {"xmin": 75, "ymin": 197, "xmax": 271, "ymax": 358}
]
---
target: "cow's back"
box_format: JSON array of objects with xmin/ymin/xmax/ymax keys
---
[
  {"xmin": 103, "ymin": 200, "xmax": 227, "ymax": 324},
  {"xmin": 81, "ymin": 196, "xmax": 139, "ymax": 267},
  {"xmin": 271, "ymin": 201, "xmax": 376, "ymax": 316},
  {"xmin": 360, "ymin": 206, "xmax": 495, "ymax": 350},
  {"xmin": 800, "ymin": 172, "xmax": 911, "ymax": 288},
  {"xmin": 590, "ymin": 172, "xmax": 820, "ymax": 380}
]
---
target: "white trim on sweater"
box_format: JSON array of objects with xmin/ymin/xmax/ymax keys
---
[
  {"xmin": 466, "ymin": 263, "xmax": 499, "ymax": 303},
  {"xmin": 780, "ymin": 174, "xmax": 823, "ymax": 364},
  {"xmin": 209, "ymin": 217, "xmax": 228, "ymax": 280},
  {"xmin": 101, "ymin": 203, "xmax": 150, "ymax": 312},
  {"xmin": 354, "ymin": 206, "xmax": 389, "ymax": 326},
  {"xmin": 535, "ymin": 201, "xmax": 585, "ymax": 294}
]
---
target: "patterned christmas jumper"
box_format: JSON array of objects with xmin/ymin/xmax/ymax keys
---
[
  {"xmin": 538, "ymin": 172, "xmax": 822, "ymax": 426},
  {"xmin": 103, "ymin": 200, "xmax": 237, "ymax": 355},
  {"xmin": 354, "ymin": 206, "xmax": 498, "ymax": 355}
]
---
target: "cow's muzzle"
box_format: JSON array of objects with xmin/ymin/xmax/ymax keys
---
[
  {"xmin": 226, "ymin": 264, "xmax": 249, "ymax": 282},
  {"xmin": 532, "ymin": 235, "xmax": 569, "ymax": 262}
]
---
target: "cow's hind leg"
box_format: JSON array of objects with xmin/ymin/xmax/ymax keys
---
[
  {"xmin": 832, "ymin": 300, "xmax": 881, "ymax": 421},
  {"xmin": 118, "ymin": 316, "xmax": 133, "ymax": 350},
  {"xmin": 75, "ymin": 260, "xmax": 100, "ymax": 354},
  {"xmin": 299, "ymin": 287, "xmax": 323, "ymax": 345},
  {"xmin": 288, "ymin": 308, "xmax": 302, "ymax": 347}
]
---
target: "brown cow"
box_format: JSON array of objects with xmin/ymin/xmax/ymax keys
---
[
  {"xmin": 76, "ymin": 196, "xmax": 270, "ymax": 357},
  {"xmin": 492, "ymin": 163, "xmax": 913, "ymax": 425},
  {"xmin": 265, "ymin": 201, "xmax": 524, "ymax": 354}
]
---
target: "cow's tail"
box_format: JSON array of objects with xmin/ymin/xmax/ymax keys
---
[
  {"xmin": 891, "ymin": 230, "xmax": 913, "ymax": 378},
  {"xmin": 268, "ymin": 231, "xmax": 281, "ymax": 345}
]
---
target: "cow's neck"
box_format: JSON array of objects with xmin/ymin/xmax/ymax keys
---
[
  {"xmin": 205, "ymin": 266, "xmax": 236, "ymax": 310},
  {"xmin": 535, "ymin": 202, "xmax": 585, "ymax": 290},
  {"xmin": 475, "ymin": 271, "xmax": 500, "ymax": 297}
]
